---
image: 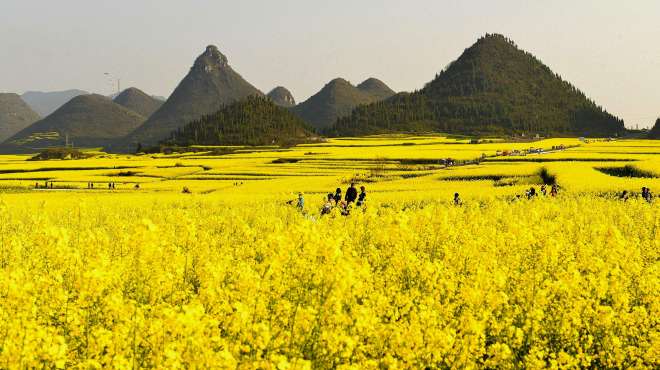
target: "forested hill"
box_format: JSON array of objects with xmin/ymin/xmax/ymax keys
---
[
  {"xmin": 649, "ymin": 118, "xmax": 660, "ymax": 139},
  {"xmin": 164, "ymin": 96, "xmax": 315, "ymax": 147},
  {"xmin": 329, "ymin": 34, "xmax": 625, "ymax": 137}
]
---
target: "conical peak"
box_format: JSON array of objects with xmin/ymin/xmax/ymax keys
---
[
  {"xmin": 471, "ymin": 33, "xmax": 519, "ymax": 52},
  {"xmin": 267, "ymin": 86, "xmax": 296, "ymax": 107},
  {"xmin": 115, "ymin": 87, "xmax": 147, "ymax": 99},
  {"xmin": 324, "ymin": 78, "xmax": 354, "ymax": 90},
  {"xmin": 358, "ymin": 78, "xmax": 388, "ymax": 90},
  {"xmin": 194, "ymin": 45, "xmax": 229, "ymax": 70}
]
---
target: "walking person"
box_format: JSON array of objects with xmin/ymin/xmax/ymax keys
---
[{"xmin": 345, "ymin": 183, "xmax": 358, "ymax": 204}]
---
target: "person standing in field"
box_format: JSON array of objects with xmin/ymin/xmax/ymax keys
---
[
  {"xmin": 453, "ymin": 193, "xmax": 462, "ymax": 206},
  {"xmin": 527, "ymin": 187, "xmax": 537, "ymax": 199},
  {"xmin": 356, "ymin": 186, "xmax": 367, "ymax": 207},
  {"xmin": 641, "ymin": 187, "xmax": 653, "ymax": 202},
  {"xmin": 321, "ymin": 194, "xmax": 334, "ymax": 215},
  {"xmin": 333, "ymin": 188, "xmax": 342, "ymax": 204},
  {"xmin": 297, "ymin": 193, "xmax": 305, "ymax": 211},
  {"xmin": 550, "ymin": 184, "xmax": 558, "ymax": 197},
  {"xmin": 345, "ymin": 183, "xmax": 358, "ymax": 204}
]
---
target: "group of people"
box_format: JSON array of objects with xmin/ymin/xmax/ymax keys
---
[
  {"xmin": 293, "ymin": 183, "xmax": 367, "ymax": 216},
  {"xmin": 512, "ymin": 184, "xmax": 560, "ymax": 201},
  {"xmin": 85, "ymin": 182, "xmax": 118, "ymax": 189},
  {"xmin": 34, "ymin": 181, "xmax": 55, "ymax": 189},
  {"xmin": 620, "ymin": 187, "xmax": 654, "ymax": 202}
]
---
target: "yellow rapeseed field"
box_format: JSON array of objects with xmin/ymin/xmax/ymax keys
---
[{"xmin": 0, "ymin": 136, "xmax": 658, "ymax": 369}]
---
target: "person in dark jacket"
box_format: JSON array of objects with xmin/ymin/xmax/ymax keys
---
[
  {"xmin": 356, "ymin": 186, "xmax": 366, "ymax": 207},
  {"xmin": 333, "ymin": 188, "xmax": 342, "ymax": 204},
  {"xmin": 345, "ymin": 183, "xmax": 358, "ymax": 204}
]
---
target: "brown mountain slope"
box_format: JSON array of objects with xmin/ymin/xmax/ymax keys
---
[
  {"xmin": 113, "ymin": 87, "xmax": 163, "ymax": 118},
  {"xmin": 267, "ymin": 86, "xmax": 296, "ymax": 107},
  {"xmin": 291, "ymin": 78, "xmax": 394, "ymax": 131},
  {"xmin": 126, "ymin": 45, "xmax": 263, "ymax": 147},
  {"xmin": 0, "ymin": 94, "xmax": 144, "ymax": 153},
  {"xmin": 0, "ymin": 93, "xmax": 41, "ymax": 142}
]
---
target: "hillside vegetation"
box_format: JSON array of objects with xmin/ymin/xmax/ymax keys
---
[
  {"xmin": 649, "ymin": 118, "xmax": 660, "ymax": 139},
  {"xmin": 164, "ymin": 96, "xmax": 315, "ymax": 147},
  {"xmin": 330, "ymin": 34, "xmax": 625, "ymax": 137}
]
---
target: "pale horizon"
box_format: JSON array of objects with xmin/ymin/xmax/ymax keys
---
[{"xmin": 2, "ymin": 0, "xmax": 659, "ymax": 128}]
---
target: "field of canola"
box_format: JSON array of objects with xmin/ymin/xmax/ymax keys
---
[{"xmin": 0, "ymin": 136, "xmax": 658, "ymax": 368}]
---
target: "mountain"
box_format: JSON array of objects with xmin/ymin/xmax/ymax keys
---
[
  {"xmin": 330, "ymin": 34, "xmax": 625, "ymax": 137},
  {"xmin": 0, "ymin": 93, "xmax": 41, "ymax": 142},
  {"xmin": 356, "ymin": 78, "xmax": 396, "ymax": 101},
  {"xmin": 649, "ymin": 118, "xmax": 660, "ymax": 139},
  {"xmin": 291, "ymin": 77, "xmax": 395, "ymax": 131},
  {"xmin": 0, "ymin": 94, "xmax": 144, "ymax": 153},
  {"xmin": 21, "ymin": 89, "xmax": 89, "ymax": 117},
  {"xmin": 126, "ymin": 45, "xmax": 264, "ymax": 146},
  {"xmin": 113, "ymin": 87, "xmax": 164, "ymax": 117},
  {"xmin": 164, "ymin": 96, "xmax": 314, "ymax": 147},
  {"xmin": 267, "ymin": 86, "xmax": 296, "ymax": 107}
]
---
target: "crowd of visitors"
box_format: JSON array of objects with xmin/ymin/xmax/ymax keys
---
[{"xmin": 292, "ymin": 183, "xmax": 367, "ymax": 216}]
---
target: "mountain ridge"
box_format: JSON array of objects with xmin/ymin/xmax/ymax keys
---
[
  {"xmin": 291, "ymin": 77, "xmax": 395, "ymax": 131},
  {"xmin": 21, "ymin": 89, "xmax": 89, "ymax": 117},
  {"xmin": 0, "ymin": 94, "xmax": 144, "ymax": 153}
]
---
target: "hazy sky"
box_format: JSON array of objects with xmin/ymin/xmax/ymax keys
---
[{"xmin": 1, "ymin": 0, "xmax": 658, "ymax": 127}]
